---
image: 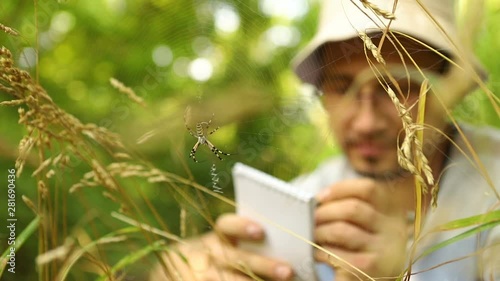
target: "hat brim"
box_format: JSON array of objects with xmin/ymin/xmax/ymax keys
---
[{"xmin": 292, "ymin": 1, "xmax": 487, "ymax": 87}]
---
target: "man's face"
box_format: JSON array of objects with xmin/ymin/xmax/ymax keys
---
[{"xmin": 319, "ymin": 38, "xmax": 446, "ymax": 178}]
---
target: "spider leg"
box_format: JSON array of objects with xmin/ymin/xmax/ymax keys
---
[
  {"xmin": 208, "ymin": 126, "xmax": 220, "ymax": 135},
  {"xmin": 206, "ymin": 140, "xmax": 230, "ymax": 160},
  {"xmin": 186, "ymin": 127, "xmax": 196, "ymax": 138},
  {"xmin": 206, "ymin": 113, "xmax": 214, "ymax": 128},
  {"xmin": 189, "ymin": 141, "xmax": 200, "ymax": 162},
  {"xmin": 184, "ymin": 120, "xmax": 195, "ymax": 137}
]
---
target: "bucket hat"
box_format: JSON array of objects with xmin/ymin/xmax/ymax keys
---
[{"xmin": 293, "ymin": 0, "xmax": 487, "ymax": 87}]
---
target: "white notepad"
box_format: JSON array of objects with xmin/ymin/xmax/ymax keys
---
[{"xmin": 232, "ymin": 162, "xmax": 318, "ymax": 281}]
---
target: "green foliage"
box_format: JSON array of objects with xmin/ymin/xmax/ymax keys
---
[
  {"xmin": 0, "ymin": 0, "xmax": 498, "ymax": 280},
  {"xmin": 414, "ymin": 210, "xmax": 500, "ymax": 263}
]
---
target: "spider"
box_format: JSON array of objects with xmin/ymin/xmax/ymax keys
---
[{"xmin": 185, "ymin": 113, "xmax": 230, "ymax": 163}]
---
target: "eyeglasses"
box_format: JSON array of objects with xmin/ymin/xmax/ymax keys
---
[{"xmin": 319, "ymin": 64, "xmax": 440, "ymax": 106}]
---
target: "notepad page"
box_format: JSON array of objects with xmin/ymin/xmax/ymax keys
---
[{"xmin": 233, "ymin": 162, "xmax": 318, "ymax": 281}]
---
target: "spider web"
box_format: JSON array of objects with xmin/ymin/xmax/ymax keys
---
[
  {"xmin": 118, "ymin": 0, "xmax": 337, "ymax": 256},
  {"xmin": 111, "ymin": 0, "xmax": 336, "ymax": 185},
  {"xmin": 1, "ymin": 0, "xmax": 333, "ymax": 243},
  {"xmin": 2, "ymin": 0, "xmax": 499, "ymax": 280}
]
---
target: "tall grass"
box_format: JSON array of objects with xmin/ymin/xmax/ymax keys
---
[{"xmin": 0, "ymin": 0, "xmax": 499, "ymax": 280}]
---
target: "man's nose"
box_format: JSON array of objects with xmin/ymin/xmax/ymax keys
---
[{"xmin": 351, "ymin": 86, "xmax": 385, "ymax": 134}]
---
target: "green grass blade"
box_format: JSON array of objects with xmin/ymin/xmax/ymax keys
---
[
  {"xmin": 95, "ymin": 240, "xmax": 169, "ymax": 281},
  {"xmin": 0, "ymin": 216, "xmax": 40, "ymax": 276},
  {"xmin": 435, "ymin": 209, "xmax": 500, "ymax": 231},
  {"xmin": 56, "ymin": 226, "xmax": 140, "ymax": 281},
  {"xmin": 416, "ymin": 220, "xmax": 500, "ymax": 262}
]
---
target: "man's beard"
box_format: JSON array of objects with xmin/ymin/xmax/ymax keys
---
[
  {"xmin": 355, "ymin": 153, "xmax": 411, "ymax": 181},
  {"xmin": 354, "ymin": 157, "xmax": 411, "ymax": 182},
  {"xmin": 344, "ymin": 133, "xmax": 410, "ymax": 182}
]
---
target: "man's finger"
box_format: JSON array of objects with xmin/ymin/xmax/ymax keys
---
[
  {"xmin": 315, "ymin": 221, "xmax": 373, "ymax": 251},
  {"xmin": 180, "ymin": 232, "xmax": 293, "ymax": 281},
  {"xmin": 314, "ymin": 246, "xmax": 374, "ymax": 275},
  {"xmin": 216, "ymin": 213, "xmax": 264, "ymax": 240},
  {"xmin": 316, "ymin": 178, "xmax": 384, "ymax": 207},
  {"xmin": 229, "ymin": 249, "xmax": 294, "ymax": 281},
  {"xmin": 315, "ymin": 197, "xmax": 378, "ymax": 231},
  {"xmin": 202, "ymin": 268, "xmax": 255, "ymax": 281}
]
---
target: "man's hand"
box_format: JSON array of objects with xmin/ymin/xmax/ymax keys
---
[
  {"xmin": 314, "ymin": 178, "xmax": 409, "ymax": 281},
  {"xmin": 150, "ymin": 213, "xmax": 294, "ymax": 281}
]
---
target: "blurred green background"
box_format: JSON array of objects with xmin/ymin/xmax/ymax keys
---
[{"xmin": 0, "ymin": 0, "xmax": 499, "ymax": 280}]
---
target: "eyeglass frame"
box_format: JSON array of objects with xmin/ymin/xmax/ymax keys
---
[{"xmin": 316, "ymin": 64, "xmax": 442, "ymax": 108}]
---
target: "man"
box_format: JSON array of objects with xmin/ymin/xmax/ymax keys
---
[{"xmin": 151, "ymin": 0, "xmax": 500, "ymax": 280}]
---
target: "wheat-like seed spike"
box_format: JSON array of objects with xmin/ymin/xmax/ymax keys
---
[
  {"xmin": 22, "ymin": 195, "xmax": 38, "ymax": 214},
  {"xmin": 359, "ymin": 0, "xmax": 396, "ymax": 20},
  {"xmin": 0, "ymin": 23, "xmax": 19, "ymax": 36},
  {"xmin": 431, "ymin": 183, "xmax": 440, "ymax": 208},
  {"xmin": 32, "ymin": 157, "xmax": 52, "ymax": 176},
  {"xmin": 109, "ymin": 77, "xmax": 146, "ymax": 107},
  {"xmin": 359, "ymin": 32, "xmax": 386, "ymax": 65},
  {"xmin": 147, "ymin": 175, "xmax": 168, "ymax": 183},
  {"xmin": 91, "ymin": 159, "xmax": 117, "ymax": 190},
  {"xmin": 414, "ymin": 137, "xmax": 434, "ymax": 186},
  {"xmin": 387, "ymin": 87, "xmax": 434, "ymax": 195},
  {"xmin": 69, "ymin": 183, "xmax": 83, "ymax": 193},
  {"xmin": 38, "ymin": 180, "xmax": 48, "ymax": 199},
  {"xmin": 16, "ymin": 136, "xmax": 35, "ymax": 177},
  {"xmin": 0, "ymin": 99, "xmax": 24, "ymax": 106},
  {"xmin": 113, "ymin": 152, "xmax": 131, "ymax": 159},
  {"xmin": 46, "ymin": 169, "xmax": 55, "ymax": 178}
]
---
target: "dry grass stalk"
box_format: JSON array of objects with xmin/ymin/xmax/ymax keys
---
[
  {"xmin": 359, "ymin": 0, "xmax": 396, "ymax": 20},
  {"xmin": 110, "ymin": 77, "xmax": 146, "ymax": 107},
  {"xmin": 360, "ymin": 32, "xmax": 386, "ymax": 65},
  {"xmin": 91, "ymin": 159, "xmax": 118, "ymax": 190},
  {"xmin": 111, "ymin": 212, "xmax": 185, "ymax": 244},
  {"xmin": 70, "ymin": 162, "xmax": 177, "ymax": 193},
  {"xmin": 0, "ymin": 44, "xmax": 149, "ymax": 278},
  {"xmin": 1, "ymin": 46, "xmax": 127, "ymax": 178}
]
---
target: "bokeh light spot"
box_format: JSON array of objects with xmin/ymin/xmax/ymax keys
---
[
  {"xmin": 214, "ymin": 4, "xmax": 240, "ymax": 34},
  {"xmin": 188, "ymin": 58, "xmax": 213, "ymax": 82},
  {"xmin": 152, "ymin": 45, "xmax": 173, "ymax": 67}
]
